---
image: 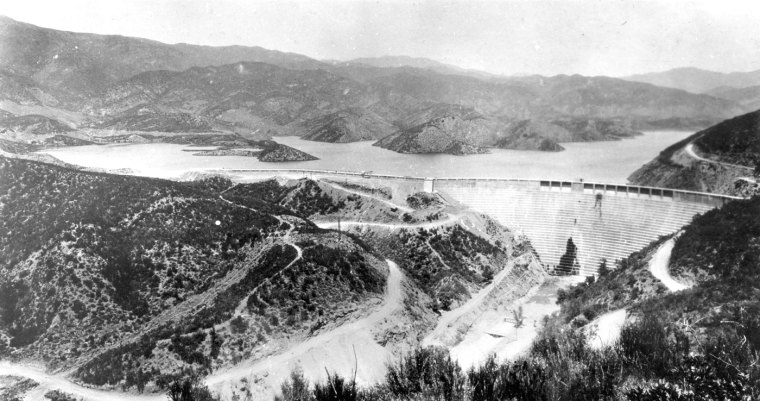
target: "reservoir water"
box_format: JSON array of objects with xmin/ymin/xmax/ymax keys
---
[{"xmin": 40, "ymin": 131, "xmax": 692, "ymax": 183}]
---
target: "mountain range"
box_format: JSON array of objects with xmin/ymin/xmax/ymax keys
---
[
  {"xmin": 624, "ymin": 67, "xmax": 760, "ymax": 94},
  {"xmin": 0, "ymin": 15, "xmax": 755, "ymax": 156}
]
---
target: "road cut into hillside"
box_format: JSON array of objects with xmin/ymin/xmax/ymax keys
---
[
  {"xmin": 649, "ymin": 237, "xmax": 691, "ymax": 292},
  {"xmin": 0, "ymin": 361, "xmax": 164, "ymax": 401},
  {"xmin": 205, "ymin": 259, "xmax": 405, "ymax": 401}
]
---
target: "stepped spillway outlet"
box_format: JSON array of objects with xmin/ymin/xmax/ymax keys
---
[
  {"xmin": 208, "ymin": 169, "xmax": 737, "ymax": 275},
  {"xmin": 435, "ymin": 179, "xmax": 734, "ymax": 275}
]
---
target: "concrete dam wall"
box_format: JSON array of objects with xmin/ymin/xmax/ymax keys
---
[
  {"xmin": 435, "ymin": 179, "xmax": 736, "ymax": 275},
  {"xmin": 214, "ymin": 169, "xmax": 738, "ymax": 276}
]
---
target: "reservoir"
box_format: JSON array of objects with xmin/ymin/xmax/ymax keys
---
[{"xmin": 40, "ymin": 130, "xmax": 692, "ymax": 183}]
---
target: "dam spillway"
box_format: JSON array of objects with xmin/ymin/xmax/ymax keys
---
[{"xmin": 215, "ymin": 169, "xmax": 739, "ymax": 275}]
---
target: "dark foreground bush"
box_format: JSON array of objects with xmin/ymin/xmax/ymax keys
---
[
  {"xmin": 167, "ymin": 378, "xmax": 219, "ymax": 401},
  {"xmin": 386, "ymin": 346, "xmax": 465, "ymax": 401},
  {"xmin": 313, "ymin": 372, "xmax": 359, "ymax": 401},
  {"xmin": 274, "ymin": 317, "xmax": 757, "ymax": 401}
]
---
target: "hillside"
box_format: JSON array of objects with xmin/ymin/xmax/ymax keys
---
[
  {"xmin": 0, "ymin": 158, "xmax": 549, "ymax": 400},
  {"xmin": 493, "ymin": 117, "xmax": 641, "ymax": 152},
  {"xmin": 84, "ymin": 62, "xmax": 372, "ymax": 127},
  {"xmin": 0, "ymin": 157, "xmax": 389, "ymax": 393},
  {"xmin": 0, "ymin": 15, "xmax": 324, "ymax": 98},
  {"xmin": 300, "ymin": 108, "xmax": 396, "ymax": 142},
  {"xmin": 0, "ymin": 114, "xmax": 72, "ymax": 134},
  {"xmin": 374, "ymin": 111, "xmax": 491, "ymax": 155},
  {"xmin": 282, "ymin": 194, "xmax": 760, "ymax": 400},
  {"xmin": 629, "ymin": 109, "xmax": 760, "ymax": 194},
  {"xmin": 707, "ymin": 85, "xmax": 760, "ymax": 113},
  {"xmin": 624, "ymin": 66, "xmax": 760, "ymax": 94}
]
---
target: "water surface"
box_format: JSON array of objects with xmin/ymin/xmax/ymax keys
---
[{"xmin": 40, "ymin": 131, "xmax": 691, "ymax": 183}]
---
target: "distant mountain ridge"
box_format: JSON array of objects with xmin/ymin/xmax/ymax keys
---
[
  {"xmin": 624, "ymin": 67, "xmax": 760, "ymax": 94},
  {"xmin": 0, "ymin": 15, "xmax": 754, "ymax": 156},
  {"xmin": 341, "ymin": 55, "xmax": 499, "ymax": 80}
]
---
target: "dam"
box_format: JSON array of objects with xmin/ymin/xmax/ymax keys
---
[{"xmin": 216, "ymin": 168, "xmax": 739, "ymax": 275}]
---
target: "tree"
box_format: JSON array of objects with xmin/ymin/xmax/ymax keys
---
[
  {"xmin": 557, "ymin": 238, "xmax": 578, "ymax": 275},
  {"xmin": 512, "ymin": 306, "xmax": 525, "ymax": 328},
  {"xmin": 598, "ymin": 258, "xmax": 610, "ymax": 277}
]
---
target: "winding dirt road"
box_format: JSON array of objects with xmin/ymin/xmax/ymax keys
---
[
  {"xmin": 0, "ymin": 361, "xmax": 164, "ymax": 401},
  {"xmin": 649, "ymin": 237, "xmax": 690, "ymax": 292},
  {"xmin": 684, "ymin": 143, "xmax": 752, "ymax": 171},
  {"xmin": 206, "ymin": 260, "xmax": 405, "ymax": 399},
  {"xmin": 321, "ymin": 181, "xmax": 414, "ymax": 213},
  {"xmin": 314, "ymin": 216, "xmax": 457, "ymax": 231}
]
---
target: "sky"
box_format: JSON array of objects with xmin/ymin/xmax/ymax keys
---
[{"xmin": 2, "ymin": 0, "xmax": 760, "ymax": 77}]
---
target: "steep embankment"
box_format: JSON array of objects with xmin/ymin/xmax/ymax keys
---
[{"xmin": 629, "ymin": 109, "xmax": 759, "ymax": 195}]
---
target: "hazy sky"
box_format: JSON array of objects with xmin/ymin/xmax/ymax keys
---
[{"xmin": 3, "ymin": 0, "xmax": 760, "ymax": 77}]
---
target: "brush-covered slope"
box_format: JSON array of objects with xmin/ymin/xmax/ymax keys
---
[
  {"xmin": 86, "ymin": 62, "xmax": 372, "ymax": 126},
  {"xmin": 374, "ymin": 105, "xmax": 495, "ymax": 154},
  {"xmin": 545, "ymin": 195, "xmax": 760, "ymax": 398},
  {"xmin": 97, "ymin": 106, "xmax": 213, "ymax": 133},
  {"xmin": 0, "ymin": 16, "xmax": 324, "ymax": 98},
  {"xmin": 629, "ymin": 109, "xmax": 760, "ymax": 194},
  {"xmin": 0, "ymin": 114, "xmax": 72, "ymax": 134},
  {"xmin": 494, "ymin": 118, "xmax": 641, "ymax": 152},
  {"xmin": 0, "ymin": 157, "xmax": 387, "ymax": 392},
  {"xmin": 300, "ymin": 107, "xmax": 395, "ymax": 142},
  {"xmin": 374, "ymin": 117, "xmax": 490, "ymax": 155}
]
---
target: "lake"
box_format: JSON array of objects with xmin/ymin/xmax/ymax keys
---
[{"xmin": 40, "ymin": 131, "xmax": 692, "ymax": 183}]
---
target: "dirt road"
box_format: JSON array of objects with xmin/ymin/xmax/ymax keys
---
[
  {"xmin": 206, "ymin": 260, "xmax": 405, "ymax": 400},
  {"xmin": 0, "ymin": 361, "xmax": 164, "ymax": 401}
]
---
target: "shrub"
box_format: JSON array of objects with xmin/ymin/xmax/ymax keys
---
[
  {"xmin": 313, "ymin": 372, "xmax": 358, "ymax": 401},
  {"xmin": 167, "ymin": 378, "xmax": 219, "ymax": 401},
  {"xmin": 276, "ymin": 369, "xmax": 313, "ymax": 401},
  {"xmin": 468, "ymin": 356, "xmax": 547, "ymax": 401},
  {"xmin": 385, "ymin": 346, "xmax": 466, "ymax": 401}
]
